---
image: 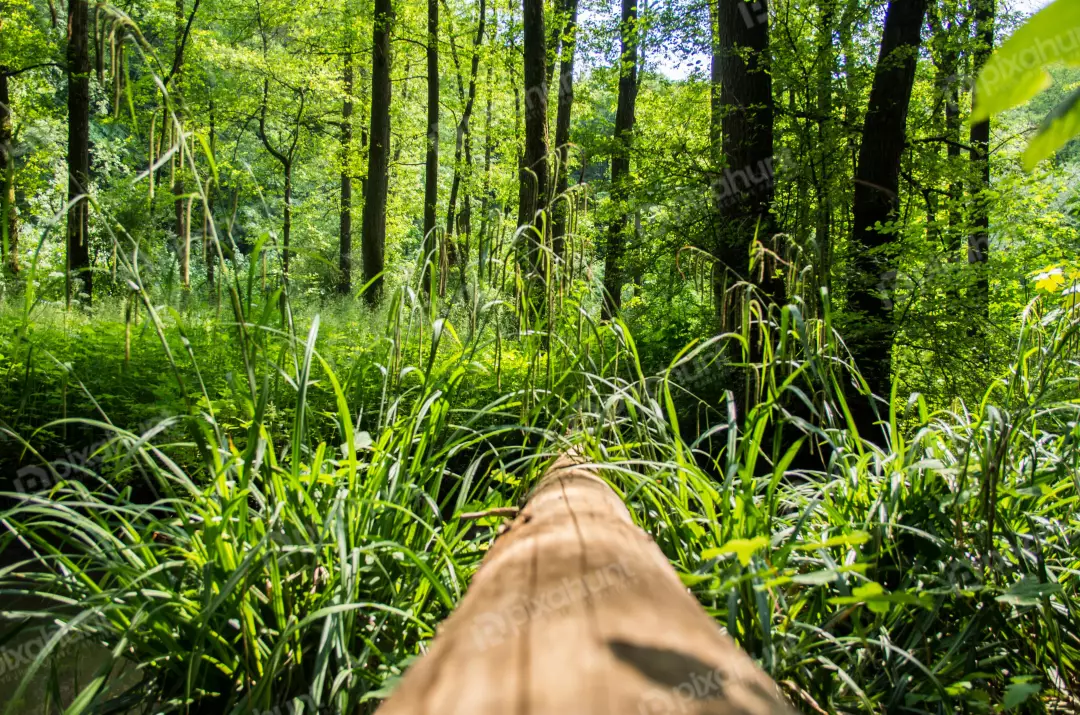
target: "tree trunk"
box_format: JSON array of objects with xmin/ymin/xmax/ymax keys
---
[
  {"xmin": 376, "ymin": 454, "xmax": 796, "ymax": 715},
  {"xmin": 174, "ymin": 0, "xmax": 189, "ymax": 288},
  {"xmin": 517, "ymin": 0, "xmax": 548, "ymax": 233},
  {"xmin": 206, "ymin": 94, "xmax": 216, "ymax": 296},
  {"xmin": 815, "ymin": 0, "xmax": 835, "ymax": 292},
  {"xmin": 445, "ymin": 0, "xmax": 487, "ymax": 249},
  {"xmin": 340, "ymin": 49, "xmax": 354, "ymax": 295},
  {"xmin": 361, "ymin": 0, "xmax": 393, "ymax": 305},
  {"xmin": 601, "ymin": 0, "xmax": 638, "ymax": 320},
  {"xmin": 283, "ymin": 163, "xmax": 292, "ymax": 278},
  {"xmin": 969, "ymin": 0, "xmax": 994, "ymax": 323},
  {"xmin": 847, "ymin": 0, "xmax": 927, "ymax": 432},
  {"xmin": 422, "ymin": 0, "xmax": 438, "ymax": 297},
  {"xmin": 1, "ymin": 70, "xmax": 18, "ymax": 276},
  {"xmin": 550, "ymin": 0, "xmax": 578, "ymax": 263},
  {"xmin": 479, "ymin": 60, "xmax": 494, "ymax": 283},
  {"xmin": 711, "ymin": 0, "xmax": 778, "ymax": 323},
  {"xmin": 708, "ymin": 0, "xmax": 721, "ymax": 165},
  {"xmin": 67, "ymin": 0, "xmax": 92, "ymax": 305}
]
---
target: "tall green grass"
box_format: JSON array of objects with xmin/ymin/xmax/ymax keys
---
[{"xmin": 1, "ymin": 21, "xmax": 1078, "ymax": 709}]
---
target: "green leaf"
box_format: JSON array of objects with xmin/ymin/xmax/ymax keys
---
[
  {"xmin": 794, "ymin": 530, "xmax": 871, "ymax": 551},
  {"xmin": 1003, "ymin": 681, "xmax": 1041, "ymax": 710},
  {"xmin": 1024, "ymin": 86, "xmax": 1080, "ymax": 170},
  {"xmin": 996, "ymin": 577, "xmax": 1062, "ymax": 606},
  {"xmin": 972, "ymin": 0, "xmax": 1080, "ymax": 123},
  {"xmin": 702, "ymin": 536, "xmax": 770, "ymax": 566}
]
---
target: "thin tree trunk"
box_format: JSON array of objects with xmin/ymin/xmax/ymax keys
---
[
  {"xmin": 340, "ymin": 49, "xmax": 355, "ymax": 295},
  {"xmin": 848, "ymin": 0, "xmax": 927, "ymax": 431},
  {"xmin": 601, "ymin": 0, "xmax": 638, "ymax": 320},
  {"xmin": 174, "ymin": 0, "xmax": 188, "ymax": 288},
  {"xmin": 206, "ymin": 94, "xmax": 216, "ymax": 296},
  {"xmin": 479, "ymin": 59, "xmax": 494, "ymax": 283},
  {"xmin": 283, "ymin": 163, "xmax": 292, "ymax": 277},
  {"xmin": 550, "ymin": 0, "xmax": 578, "ymax": 262},
  {"xmin": 1, "ymin": 70, "xmax": 18, "ymax": 276},
  {"xmin": 708, "ymin": 0, "xmax": 721, "ymax": 164},
  {"xmin": 67, "ymin": 0, "xmax": 92, "ymax": 305},
  {"xmin": 969, "ymin": 0, "xmax": 994, "ymax": 323},
  {"xmin": 712, "ymin": 0, "xmax": 778, "ymax": 323},
  {"xmin": 445, "ymin": 0, "xmax": 487, "ymax": 247},
  {"xmin": 815, "ymin": 0, "xmax": 835, "ymax": 292},
  {"xmin": 422, "ymin": 0, "xmax": 439, "ymax": 297},
  {"xmin": 362, "ymin": 0, "xmax": 393, "ymax": 305},
  {"xmin": 517, "ymin": 0, "xmax": 548, "ymax": 232}
]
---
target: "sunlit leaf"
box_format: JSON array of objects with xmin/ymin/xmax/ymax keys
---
[
  {"xmin": 702, "ymin": 536, "xmax": 770, "ymax": 566},
  {"xmin": 972, "ymin": 0, "xmax": 1080, "ymax": 123},
  {"xmin": 1024, "ymin": 86, "xmax": 1080, "ymax": 170}
]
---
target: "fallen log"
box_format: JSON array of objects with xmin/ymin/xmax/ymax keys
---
[{"xmin": 378, "ymin": 453, "xmax": 796, "ymax": 715}]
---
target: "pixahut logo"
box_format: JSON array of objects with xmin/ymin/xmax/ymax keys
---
[
  {"xmin": 637, "ymin": 666, "xmax": 727, "ymax": 714},
  {"xmin": 471, "ymin": 561, "xmax": 636, "ymax": 650},
  {"xmin": 711, "ymin": 157, "xmax": 775, "ymax": 208},
  {"xmin": 0, "ymin": 625, "xmax": 96, "ymax": 683},
  {"xmin": 252, "ymin": 694, "xmax": 334, "ymax": 715},
  {"xmin": 737, "ymin": 1, "xmax": 767, "ymax": 29},
  {"xmin": 13, "ymin": 417, "xmax": 172, "ymax": 494},
  {"xmin": 978, "ymin": 26, "xmax": 1080, "ymax": 94}
]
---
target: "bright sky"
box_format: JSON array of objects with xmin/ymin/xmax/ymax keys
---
[{"xmin": 655, "ymin": 0, "xmax": 1057, "ymax": 80}]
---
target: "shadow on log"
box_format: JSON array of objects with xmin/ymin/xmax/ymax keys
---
[{"xmin": 377, "ymin": 453, "xmax": 797, "ymax": 715}]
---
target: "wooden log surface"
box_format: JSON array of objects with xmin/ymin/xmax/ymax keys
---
[{"xmin": 378, "ymin": 453, "xmax": 797, "ymax": 715}]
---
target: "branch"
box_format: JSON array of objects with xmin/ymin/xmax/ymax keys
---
[
  {"xmin": 164, "ymin": 0, "xmax": 203, "ymax": 87},
  {"xmin": 1, "ymin": 63, "xmax": 65, "ymax": 78}
]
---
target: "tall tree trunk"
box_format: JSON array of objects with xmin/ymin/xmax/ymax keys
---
[
  {"xmin": 362, "ymin": 0, "xmax": 393, "ymax": 305},
  {"xmin": 174, "ymin": 0, "xmax": 188, "ymax": 288},
  {"xmin": 479, "ymin": 59, "xmax": 494, "ymax": 283},
  {"xmin": 550, "ymin": 0, "xmax": 578, "ymax": 262},
  {"xmin": 601, "ymin": 0, "xmax": 637, "ymax": 319},
  {"xmin": 712, "ymin": 0, "xmax": 778, "ymax": 322},
  {"xmin": 67, "ymin": 0, "xmax": 92, "ymax": 305},
  {"xmin": 1, "ymin": 70, "xmax": 18, "ymax": 276},
  {"xmin": 969, "ymin": 0, "xmax": 994, "ymax": 323},
  {"xmin": 708, "ymin": 0, "xmax": 721, "ymax": 164},
  {"xmin": 815, "ymin": 0, "xmax": 835, "ymax": 292},
  {"xmin": 422, "ymin": 0, "xmax": 439, "ymax": 297},
  {"xmin": 848, "ymin": 0, "xmax": 927, "ymax": 430},
  {"xmin": 445, "ymin": 0, "xmax": 488, "ymax": 247},
  {"xmin": 282, "ymin": 163, "xmax": 292, "ymax": 277},
  {"xmin": 205, "ymin": 94, "xmax": 216, "ymax": 296},
  {"xmin": 517, "ymin": 0, "xmax": 548, "ymax": 235},
  {"xmin": 340, "ymin": 50, "xmax": 355, "ymax": 295}
]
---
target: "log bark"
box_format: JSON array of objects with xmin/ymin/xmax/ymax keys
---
[{"xmin": 377, "ymin": 454, "xmax": 794, "ymax": 715}]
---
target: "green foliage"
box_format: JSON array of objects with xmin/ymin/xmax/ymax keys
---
[{"xmin": 974, "ymin": 0, "xmax": 1080, "ymax": 169}]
